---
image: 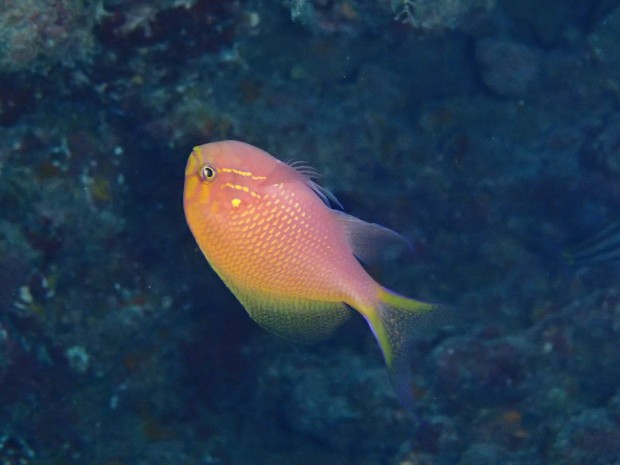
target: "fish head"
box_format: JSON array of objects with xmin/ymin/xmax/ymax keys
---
[{"xmin": 184, "ymin": 140, "xmax": 279, "ymax": 219}]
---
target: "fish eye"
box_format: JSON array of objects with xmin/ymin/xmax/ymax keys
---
[{"xmin": 200, "ymin": 163, "xmax": 217, "ymax": 182}]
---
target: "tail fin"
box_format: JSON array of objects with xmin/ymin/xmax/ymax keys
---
[{"xmin": 366, "ymin": 288, "xmax": 447, "ymax": 411}]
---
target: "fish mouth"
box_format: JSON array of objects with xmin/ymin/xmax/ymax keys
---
[{"xmin": 185, "ymin": 147, "xmax": 203, "ymax": 178}]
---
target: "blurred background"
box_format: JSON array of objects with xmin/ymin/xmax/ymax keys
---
[{"xmin": 1, "ymin": 0, "xmax": 620, "ymax": 463}]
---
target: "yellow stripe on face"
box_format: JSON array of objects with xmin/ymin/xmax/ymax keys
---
[
  {"xmin": 184, "ymin": 147, "xmax": 211, "ymax": 205},
  {"xmin": 222, "ymin": 182, "xmax": 262, "ymax": 199},
  {"xmin": 185, "ymin": 147, "xmax": 201, "ymax": 177},
  {"xmin": 220, "ymin": 167, "xmax": 267, "ymax": 181}
]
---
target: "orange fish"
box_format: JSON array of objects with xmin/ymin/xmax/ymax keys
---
[{"xmin": 183, "ymin": 140, "xmax": 442, "ymax": 409}]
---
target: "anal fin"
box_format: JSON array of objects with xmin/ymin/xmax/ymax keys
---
[{"xmin": 232, "ymin": 285, "xmax": 351, "ymax": 344}]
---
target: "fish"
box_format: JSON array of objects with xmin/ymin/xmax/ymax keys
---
[
  {"xmin": 183, "ymin": 140, "xmax": 444, "ymax": 410},
  {"xmin": 564, "ymin": 218, "xmax": 620, "ymax": 267}
]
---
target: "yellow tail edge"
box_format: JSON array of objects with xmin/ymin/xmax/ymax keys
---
[{"xmin": 366, "ymin": 287, "xmax": 447, "ymax": 411}]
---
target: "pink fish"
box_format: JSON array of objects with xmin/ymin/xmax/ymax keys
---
[{"xmin": 184, "ymin": 140, "xmax": 443, "ymax": 408}]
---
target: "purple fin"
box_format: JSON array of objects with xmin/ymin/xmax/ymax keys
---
[{"xmin": 332, "ymin": 210, "xmax": 412, "ymax": 264}]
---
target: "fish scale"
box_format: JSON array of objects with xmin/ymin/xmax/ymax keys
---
[{"xmin": 213, "ymin": 181, "xmax": 352, "ymax": 299}]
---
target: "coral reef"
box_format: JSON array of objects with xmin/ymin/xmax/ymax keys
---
[{"xmin": 0, "ymin": 0, "xmax": 97, "ymax": 72}]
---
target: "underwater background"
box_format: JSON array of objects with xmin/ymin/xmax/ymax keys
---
[{"xmin": 1, "ymin": 0, "xmax": 620, "ymax": 464}]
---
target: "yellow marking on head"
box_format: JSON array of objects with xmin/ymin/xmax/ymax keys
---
[
  {"xmin": 216, "ymin": 167, "xmax": 267, "ymax": 181},
  {"xmin": 185, "ymin": 147, "xmax": 202, "ymax": 177},
  {"xmin": 221, "ymin": 167, "xmax": 250, "ymax": 177},
  {"xmin": 221, "ymin": 181, "xmax": 261, "ymax": 199},
  {"xmin": 231, "ymin": 198, "xmax": 241, "ymax": 208}
]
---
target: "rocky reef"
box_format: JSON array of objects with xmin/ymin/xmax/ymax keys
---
[{"xmin": 0, "ymin": 1, "xmax": 619, "ymax": 464}]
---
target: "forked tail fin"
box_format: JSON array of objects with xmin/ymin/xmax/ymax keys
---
[{"xmin": 366, "ymin": 288, "xmax": 448, "ymax": 411}]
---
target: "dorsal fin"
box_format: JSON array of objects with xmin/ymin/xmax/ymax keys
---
[
  {"xmin": 286, "ymin": 160, "xmax": 320, "ymax": 179},
  {"xmin": 332, "ymin": 210, "xmax": 413, "ymax": 264},
  {"xmin": 263, "ymin": 160, "xmax": 342, "ymax": 208}
]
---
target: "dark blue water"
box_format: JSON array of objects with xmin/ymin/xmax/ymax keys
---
[{"xmin": 1, "ymin": 1, "xmax": 620, "ymax": 464}]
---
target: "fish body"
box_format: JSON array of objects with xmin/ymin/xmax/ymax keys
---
[{"xmin": 184, "ymin": 140, "xmax": 439, "ymax": 409}]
